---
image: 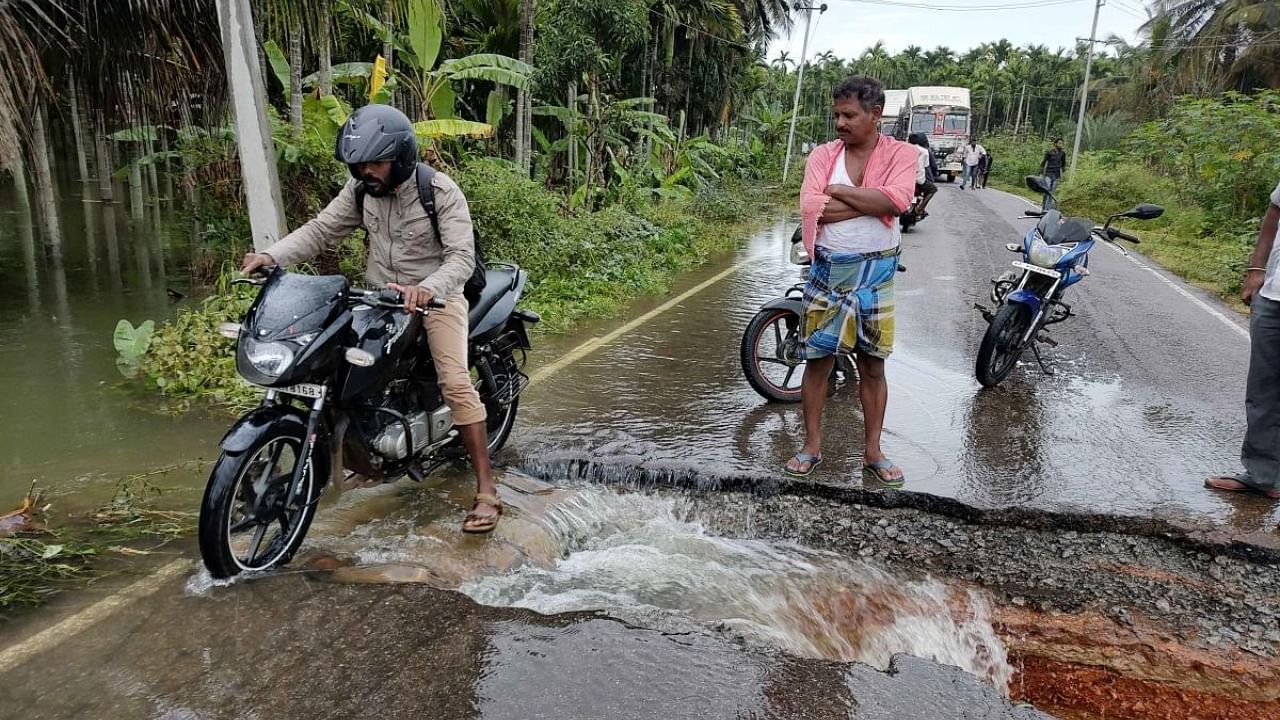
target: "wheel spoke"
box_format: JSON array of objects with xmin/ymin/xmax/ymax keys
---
[
  {"xmin": 758, "ymin": 357, "xmax": 792, "ymax": 366},
  {"xmin": 256, "ymin": 442, "xmax": 286, "ymax": 492},
  {"xmin": 229, "ymin": 516, "xmax": 256, "ymax": 534},
  {"xmin": 246, "ymin": 523, "xmax": 268, "ymax": 565},
  {"xmin": 782, "ymin": 366, "xmax": 798, "ymax": 388},
  {"xmin": 771, "ymin": 320, "xmax": 783, "ymax": 349}
]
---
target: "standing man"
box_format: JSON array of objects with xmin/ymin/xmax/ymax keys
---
[
  {"xmin": 1206, "ymin": 181, "xmax": 1280, "ymax": 501},
  {"xmin": 240, "ymin": 104, "xmax": 504, "ymax": 534},
  {"xmin": 784, "ymin": 76, "xmax": 917, "ymax": 486},
  {"xmin": 1040, "ymin": 137, "xmax": 1068, "ymax": 192},
  {"xmin": 960, "ymin": 137, "xmax": 985, "ymax": 190}
]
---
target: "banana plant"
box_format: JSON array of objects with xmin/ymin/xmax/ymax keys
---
[{"xmin": 345, "ymin": 0, "xmax": 534, "ymax": 139}]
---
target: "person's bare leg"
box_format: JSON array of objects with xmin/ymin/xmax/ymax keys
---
[
  {"xmin": 458, "ymin": 422, "xmax": 500, "ymax": 527},
  {"xmin": 855, "ymin": 354, "xmax": 902, "ymax": 481},
  {"xmin": 786, "ymin": 355, "xmax": 835, "ymax": 473}
]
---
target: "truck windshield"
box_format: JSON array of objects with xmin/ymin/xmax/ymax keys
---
[
  {"xmin": 910, "ymin": 110, "xmax": 970, "ymax": 135},
  {"xmin": 909, "ymin": 112, "xmax": 934, "ymax": 135},
  {"xmin": 942, "ymin": 113, "xmax": 969, "ymax": 134}
]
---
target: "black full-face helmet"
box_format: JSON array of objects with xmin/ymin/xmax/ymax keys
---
[{"xmin": 335, "ymin": 104, "xmax": 417, "ymax": 194}]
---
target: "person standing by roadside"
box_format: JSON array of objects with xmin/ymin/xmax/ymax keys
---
[
  {"xmin": 783, "ymin": 76, "xmax": 917, "ymax": 486},
  {"xmin": 1040, "ymin": 138, "xmax": 1067, "ymax": 191},
  {"xmin": 1206, "ymin": 181, "xmax": 1280, "ymax": 502},
  {"xmin": 980, "ymin": 148, "xmax": 994, "ymax": 189},
  {"xmin": 960, "ymin": 137, "xmax": 985, "ymax": 190},
  {"xmin": 976, "ymin": 148, "xmax": 992, "ymax": 189}
]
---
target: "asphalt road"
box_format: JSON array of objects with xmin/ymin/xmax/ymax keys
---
[{"xmin": 513, "ymin": 182, "xmax": 1274, "ymax": 531}]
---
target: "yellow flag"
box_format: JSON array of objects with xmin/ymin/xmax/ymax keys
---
[{"xmin": 370, "ymin": 55, "xmax": 388, "ymax": 102}]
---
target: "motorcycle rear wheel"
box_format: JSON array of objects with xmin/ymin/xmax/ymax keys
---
[
  {"xmin": 198, "ymin": 423, "xmax": 318, "ymax": 579},
  {"xmin": 741, "ymin": 308, "xmax": 807, "ymax": 403},
  {"xmin": 976, "ymin": 303, "xmax": 1033, "ymax": 388}
]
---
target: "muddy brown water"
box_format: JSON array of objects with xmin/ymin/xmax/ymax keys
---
[{"xmin": 0, "ymin": 174, "xmax": 222, "ymax": 514}]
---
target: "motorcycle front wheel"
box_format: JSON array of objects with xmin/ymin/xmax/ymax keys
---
[
  {"xmin": 976, "ymin": 303, "xmax": 1034, "ymax": 388},
  {"xmin": 198, "ymin": 422, "xmax": 319, "ymax": 579}
]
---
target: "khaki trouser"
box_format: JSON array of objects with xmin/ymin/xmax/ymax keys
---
[{"xmin": 424, "ymin": 298, "xmax": 487, "ymax": 426}]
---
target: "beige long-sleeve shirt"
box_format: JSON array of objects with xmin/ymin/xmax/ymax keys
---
[{"xmin": 264, "ymin": 172, "xmax": 475, "ymax": 300}]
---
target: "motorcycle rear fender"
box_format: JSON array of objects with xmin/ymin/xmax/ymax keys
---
[
  {"xmin": 759, "ymin": 297, "xmax": 804, "ymax": 316},
  {"xmin": 219, "ymin": 404, "xmax": 309, "ymax": 454},
  {"xmin": 1005, "ymin": 289, "xmax": 1044, "ymax": 316}
]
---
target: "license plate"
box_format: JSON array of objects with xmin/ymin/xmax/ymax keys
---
[
  {"xmin": 1012, "ymin": 261, "xmax": 1061, "ymax": 279},
  {"xmin": 260, "ymin": 382, "xmax": 326, "ymax": 399}
]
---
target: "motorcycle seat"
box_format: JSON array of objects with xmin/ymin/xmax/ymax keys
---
[{"xmin": 468, "ymin": 267, "xmax": 517, "ymax": 330}]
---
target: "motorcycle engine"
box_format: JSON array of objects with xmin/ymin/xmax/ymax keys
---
[{"xmin": 367, "ymin": 380, "xmax": 453, "ymax": 462}]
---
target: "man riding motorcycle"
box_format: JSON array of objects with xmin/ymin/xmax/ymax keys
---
[{"xmin": 240, "ymin": 104, "xmax": 502, "ymax": 533}]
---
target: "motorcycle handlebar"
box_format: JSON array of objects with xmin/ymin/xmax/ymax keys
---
[
  {"xmin": 1108, "ymin": 228, "xmax": 1141, "ymax": 244},
  {"xmin": 349, "ymin": 288, "xmax": 446, "ymax": 311}
]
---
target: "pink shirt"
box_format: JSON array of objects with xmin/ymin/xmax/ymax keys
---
[{"xmin": 800, "ymin": 135, "xmax": 918, "ymax": 259}]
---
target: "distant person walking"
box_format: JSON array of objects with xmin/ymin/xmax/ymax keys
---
[
  {"xmin": 977, "ymin": 149, "xmax": 992, "ymax": 189},
  {"xmin": 959, "ymin": 138, "xmax": 985, "ymax": 190},
  {"xmin": 1206, "ymin": 180, "xmax": 1280, "ymax": 502},
  {"xmin": 1040, "ymin": 137, "xmax": 1067, "ymax": 191}
]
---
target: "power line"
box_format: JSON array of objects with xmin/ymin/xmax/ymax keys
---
[{"xmin": 829, "ymin": 0, "xmax": 1088, "ymax": 11}]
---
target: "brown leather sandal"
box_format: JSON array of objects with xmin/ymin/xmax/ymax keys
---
[
  {"xmin": 462, "ymin": 492, "xmax": 503, "ymax": 534},
  {"xmin": 1205, "ymin": 475, "xmax": 1280, "ymax": 499}
]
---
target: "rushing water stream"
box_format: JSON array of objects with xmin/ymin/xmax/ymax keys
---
[{"xmin": 459, "ymin": 487, "xmax": 1013, "ymax": 692}]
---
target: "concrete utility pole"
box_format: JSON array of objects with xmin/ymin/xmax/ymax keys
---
[
  {"xmin": 781, "ymin": 2, "xmax": 826, "ymax": 185},
  {"xmin": 1070, "ymin": 0, "xmax": 1103, "ymax": 178},
  {"xmin": 217, "ymin": 0, "xmax": 287, "ymax": 251}
]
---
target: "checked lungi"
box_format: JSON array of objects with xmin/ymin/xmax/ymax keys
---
[{"xmin": 799, "ymin": 246, "xmax": 899, "ymax": 360}]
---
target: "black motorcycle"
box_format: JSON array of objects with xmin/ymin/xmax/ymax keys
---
[{"xmin": 197, "ymin": 264, "xmax": 537, "ymax": 578}]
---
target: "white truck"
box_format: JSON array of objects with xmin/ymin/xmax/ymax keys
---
[
  {"xmin": 879, "ymin": 89, "xmax": 908, "ymax": 137},
  {"xmin": 897, "ymin": 86, "xmax": 971, "ymax": 182}
]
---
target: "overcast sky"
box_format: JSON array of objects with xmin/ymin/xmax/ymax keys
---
[{"xmin": 768, "ymin": 0, "xmax": 1151, "ymax": 63}]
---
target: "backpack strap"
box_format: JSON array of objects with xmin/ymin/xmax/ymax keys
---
[
  {"xmin": 354, "ymin": 181, "xmax": 367, "ymax": 216},
  {"xmin": 414, "ymin": 162, "xmax": 441, "ymax": 241}
]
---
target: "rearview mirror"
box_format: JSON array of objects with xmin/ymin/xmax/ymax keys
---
[
  {"xmin": 1025, "ymin": 175, "xmax": 1053, "ymax": 195},
  {"xmin": 1122, "ymin": 203, "xmax": 1164, "ymax": 220}
]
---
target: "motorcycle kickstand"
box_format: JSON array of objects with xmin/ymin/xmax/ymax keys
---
[{"xmin": 1030, "ymin": 342, "xmax": 1056, "ymax": 376}]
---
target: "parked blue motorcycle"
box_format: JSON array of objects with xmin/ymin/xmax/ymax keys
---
[{"xmin": 974, "ymin": 176, "xmax": 1163, "ymax": 388}]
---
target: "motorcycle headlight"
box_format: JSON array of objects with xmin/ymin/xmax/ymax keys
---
[
  {"xmin": 244, "ymin": 339, "xmax": 295, "ymax": 377},
  {"xmin": 1028, "ymin": 240, "xmax": 1069, "ymax": 269},
  {"xmin": 789, "ymin": 241, "xmax": 809, "ymax": 266}
]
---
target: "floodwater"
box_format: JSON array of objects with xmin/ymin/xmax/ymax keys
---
[
  {"xmin": 509, "ymin": 191, "xmax": 1277, "ymax": 531},
  {"xmin": 187, "ymin": 469, "xmax": 1020, "ymax": 704},
  {"xmin": 1, "ymin": 180, "xmax": 1269, "ymax": 718},
  {"xmin": 0, "ymin": 172, "xmax": 222, "ymax": 511}
]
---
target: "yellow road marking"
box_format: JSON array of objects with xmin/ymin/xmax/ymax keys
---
[
  {"xmin": 0, "ymin": 254, "xmax": 753, "ymax": 671},
  {"xmin": 530, "ymin": 258, "xmax": 751, "ymax": 384},
  {"xmin": 0, "ymin": 560, "xmax": 190, "ymax": 674}
]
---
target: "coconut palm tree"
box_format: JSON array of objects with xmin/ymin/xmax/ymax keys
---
[{"xmin": 1149, "ymin": 0, "xmax": 1280, "ymax": 91}]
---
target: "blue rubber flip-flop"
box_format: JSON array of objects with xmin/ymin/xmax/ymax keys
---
[
  {"xmin": 783, "ymin": 452, "xmax": 823, "ymax": 478},
  {"xmin": 864, "ymin": 458, "xmax": 905, "ymax": 488}
]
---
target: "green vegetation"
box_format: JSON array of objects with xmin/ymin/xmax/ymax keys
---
[
  {"xmin": 139, "ymin": 156, "xmax": 784, "ymax": 410},
  {"xmin": 1, "ymin": 470, "xmax": 195, "ymax": 615}
]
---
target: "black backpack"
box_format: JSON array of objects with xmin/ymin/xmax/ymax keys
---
[{"xmin": 354, "ymin": 162, "xmax": 486, "ymax": 305}]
